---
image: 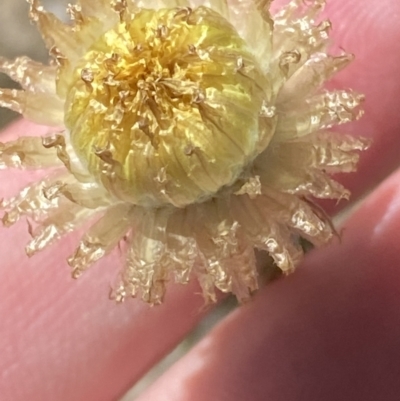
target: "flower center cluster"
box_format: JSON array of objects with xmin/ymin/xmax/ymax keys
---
[{"xmin": 64, "ymin": 6, "xmax": 268, "ymax": 207}]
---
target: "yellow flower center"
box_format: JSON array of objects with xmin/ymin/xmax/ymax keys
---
[{"xmin": 64, "ymin": 6, "xmax": 270, "ymax": 207}]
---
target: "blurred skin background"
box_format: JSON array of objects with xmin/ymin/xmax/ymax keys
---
[{"xmin": 0, "ymin": 0, "xmax": 70, "ymax": 128}]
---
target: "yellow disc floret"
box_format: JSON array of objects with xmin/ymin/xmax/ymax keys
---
[{"xmin": 64, "ymin": 6, "xmax": 271, "ymax": 207}]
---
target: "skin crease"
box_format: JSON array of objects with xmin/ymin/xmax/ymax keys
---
[{"xmin": 0, "ymin": 0, "xmax": 399, "ymax": 401}]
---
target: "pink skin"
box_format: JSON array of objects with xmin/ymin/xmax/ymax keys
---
[{"xmin": 1, "ymin": 0, "xmax": 400, "ymax": 400}]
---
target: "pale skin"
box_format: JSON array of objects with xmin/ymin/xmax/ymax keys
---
[{"xmin": 1, "ymin": 0, "xmax": 400, "ymax": 400}]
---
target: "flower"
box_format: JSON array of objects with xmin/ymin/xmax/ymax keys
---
[{"xmin": 0, "ymin": 0, "xmax": 368, "ymax": 304}]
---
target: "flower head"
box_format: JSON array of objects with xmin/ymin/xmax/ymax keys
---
[{"xmin": 0, "ymin": 0, "xmax": 368, "ymax": 304}]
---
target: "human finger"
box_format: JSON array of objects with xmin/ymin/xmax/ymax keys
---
[{"xmin": 136, "ymin": 160, "xmax": 400, "ymax": 401}]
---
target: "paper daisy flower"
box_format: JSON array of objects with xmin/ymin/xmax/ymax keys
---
[{"xmin": 0, "ymin": 0, "xmax": 368, "ymax": 304}]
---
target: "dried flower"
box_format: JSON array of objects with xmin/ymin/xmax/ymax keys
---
[{"xmin": 0, "ymin": 0, "xmax": 368, "ymax": 304}]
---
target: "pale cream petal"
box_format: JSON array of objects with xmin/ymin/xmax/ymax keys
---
[
  {"xmin": 28, "ymin": 0, "xmax": 79, "ymax": 59},
  {"xmin": 43, "ymin": 180, "xmax": 112, "ymax": 209},
  {"xmin": 270, "ymin": 0, "xmax": 331, "ymax": 90},
  {"xmin": 0, "ymin": 89, "xmax": 64, "ymax": 126},
  {"xmin": 25, "ymin": 202, "xmax": 94, "ymax": 256},
  {"xmin": 272, "ymin": 0, "xmax": 329, "ymax": 60},
  {"xmin": 289, "ymin": 172, "xmax": 350, "ymax": 199},
  {"xmin": 257, "ymin": 155, "xmax": 351, "ymax": 199},
  {"xmin": 41, "ymin": 134, "xmax": 92, "ymax": 183},
  {"xmin": 187, "ymin": 0, "xmax": 229, "ymax": 19},
  {"xmin": 193, "ymin": 200, "xmax": 259, "ymax": 301},
  {"xmin": 231, "ymin": 195, "xmax": 303, "ymax": 273},
  {"xmin": 255, "ymin": 134, "xmax": 355, "ymax": 198},
  {"xmin": 165, "ymin": 209, "xmax": 198, "ymax": 285},
  {"xmin": 0, "ymin": 136, "xmax": 63, "ymax": 169},
  {"xmin": 117, "ymin": 209, "xmax": 171, "ymax": 304},
  {"xmin": 210, "ymin": 0, "xmax": 229, "ymax": 19},
  {"xmin": 260, "ymin": 188, "xmax": 333, "ymax": 246},
  {"xmin": 68, "ymin": 204, "xmax": 133, "ymax": 278},
  {"xmin": 77, "ymin": 0, "xmax": 117, "ymax": 18},
  {"xmin": 224, "ymin": 0, "xmax": 273, "ymax": 71},
  {"xmin": 277, "ymin": 53, "xmax": 354, "ymax": 108},
  {"xmin": 267, "ymin": 132, "xmax": 370, "ymax": 175},
  {"xmin": 1, "ymin": 177, "xmax": 61, "ymax": 226},
  {"xmin": 0, "ymin": 56, "xmax": 56, "ymax": 94},
  {"xmin": 274, "ymin": 90, "xmax": 364, "ymax": 141},
  {"xmin": 28, "ymin": 0, "xmax": 114, "ymax": 66}
]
